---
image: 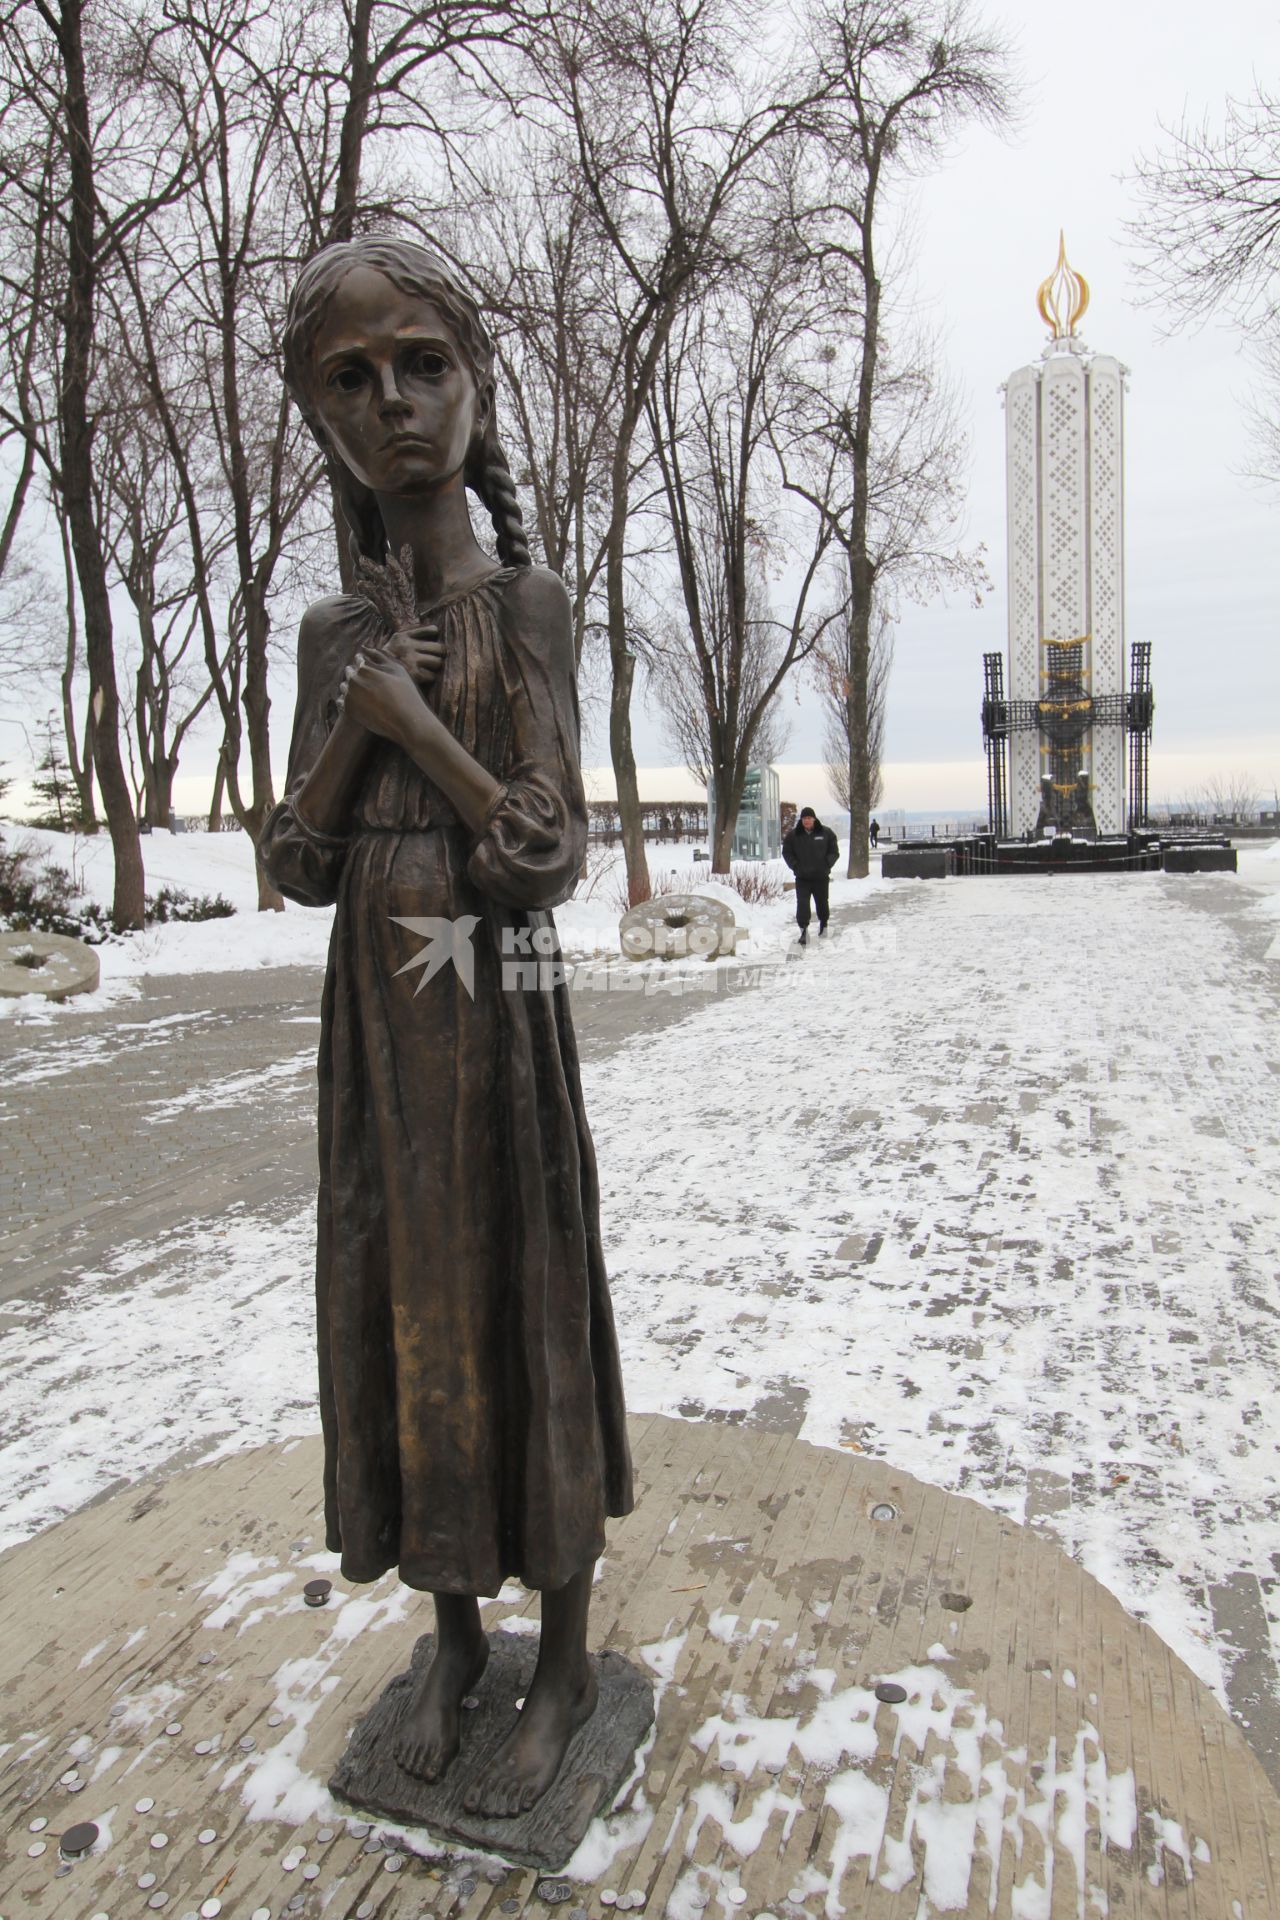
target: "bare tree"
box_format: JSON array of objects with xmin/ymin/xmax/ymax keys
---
[
  {"xmin": 818, "ymin": 599, "xmax": 893, "ymax": 833},
  {"xmin": 1130, "ymin": 86, "xmax": 1280, "ymax": 491},
  {"xmin": 447, "ymin": 158, "xmax": 621, "ymax": 666},
  {"xmin": 776, "ymin": 0, "xmax": 1012, "ymax": 876},
  {"xmin": 1129, "ymin": 89, "xmax": 1280, "ymax": 328},
  {"xmin": 112, "ymin": 0, "xmax": 341, "ymax": 905},
  {"xmin": 645, "ymin": 230, "xmax": 841, "ymax": 872},
  {"xmin": 0, "ymin": 0, "xmax": 200, "ymax": 928},
  {"xmin": 527, "ymin": 0, "xmax": 824, "ymax": 905},
  {"xmin": 1198, "ymin": 771, "xmax": 1261, "ymax": 824},
  {"xmin": 95, "ymin": 381, "xmax": 224, "ymax": 828}
]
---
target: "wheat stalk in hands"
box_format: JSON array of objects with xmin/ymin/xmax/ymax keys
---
[{"xmin": 352, "ymin": 542, "xmax": 418, "ymax": 644}]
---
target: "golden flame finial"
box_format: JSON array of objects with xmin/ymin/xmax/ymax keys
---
[{"xmin": 1036, "ymin": 231, "xmax": 1090, "ymax": 340}]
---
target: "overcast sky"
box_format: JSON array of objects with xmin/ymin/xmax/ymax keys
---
[{"xmin": 586, "ymin": 0, "xmax": 1280, "ymax": 812}]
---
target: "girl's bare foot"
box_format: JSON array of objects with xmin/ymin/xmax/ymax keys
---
[
  {"xmin": 463, "ymin": 1664, "xmax": 598, "ymax": 1817},
  {"xmin": 394, "ymin": 1629, "xmax": 489, "ymax": 1783}
]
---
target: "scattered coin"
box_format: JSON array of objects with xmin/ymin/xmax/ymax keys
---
[
  {"xmin": 357, "ymin": 1906, "xmax": 375, "ymax": 1919},
  {"xmin": 727, "ymin": 1893, "xmax": 748, "ymax": 1908},
  {"xmin": 239, "ymin": 1735, "xmax": 256, "ymax": 1751},
  {"xmin": 385, "ymin": 1854, "xmax": 404, "ymax": 1873},
  {"xmin": 302, "ymin": 1864, "xmax": 320, "ymax": 1881},
  {"xmin": 136, "ymin": 1797, "xmax": 156, "ymax": 1813},
  {"xmin": 537, "ymin": 1881, "xmax": 571, "ymax": 1905},
  {"xmin": 462, "ymin": 1694, "xmax": 479, "ymax": 1710},
  {"xmin": 151, "ymin": 1833, "xmax": 170, "ymax": 1850},
  {"xmin": 198, "ymin": 1651, "xmax": 217, "ymax": 1666},
  {"xmin": 268, "ymin": 1713, "xmax": 285, "ymax": 1728},
  {"xmin": 875, "ymin": 1682, "xmax": 908, "ymax": 1705},
  {"xmin": 138, "ymin": 1872, "xmax": 157, "ymax": 1888},
  {"xmin": 164, "ymin": 1723, "xmax": 183, "ymax": 1736},
  {"xmin": 601, "ymin": 1894, "xmax": 617, "ymax": 1907},
  {"xmin": 54, "ymin": 1865, "xmax": 73, "ymax": 1878},
  {"xmin": 28, "ymin": 1817, "xmax": 48, "ymax": 1831},
  {"xmin": 458, "ymin": 1877, "xmax": 477, "ymax": 1897},
  {"xmin": 198, "ymin": 1828, "xmax": 217, "ymax": 1844},
  {"xmin": 251, "ymin": 1909, "xmax": 272, "ymax": 1919},
  {"xmin": 59, "ymin": 1770, "xmax": 79, "ymax": 1785},
  {"xmin": 571, "ymin": 1909, "xmax": 590, "ymax": 1920},
  {"xmin": 362, "ymin": 1837, "xmax": 383, "ymax": 1854},
  {"xmin": 66, "ymin": 1781, "xmax": 86, "ymax": 1794},
  {"xmin": 501, "ymin": 1901, "xmax": 520, "ymax": 1913},
  {"xmin": 315, "ymin": 1826, "xmax": 335, "ymax": 1843},
  {"xmin": 282, "ymin": 1849, "xmax": 304, "ymax": 1871},
  {"xmin": 195, "ymin": 1740, "xmax": 216, "ymax": 1756},
  {"xmin": 200, "ymin": 1903, "xmax": 223, "ymax": 1918},
  {"xmin": 26, "ymin": 1842, "xmax": 47, "ymax": 1858},
  {"xmin": 148, "ymin": 1896, "xmax": 170, "ymax": 1911},
  {"xmin": 348, "ymin": 1821, "xmax": 371, "ymax": 1838}
]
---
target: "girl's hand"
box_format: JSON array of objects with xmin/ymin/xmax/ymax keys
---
[
  {"xmin": 381, "ymin": 621, "xmax": 445, "ymax": 686},
  {"xmin": 339, "ymin": 652, "xmax": 426, "ymax": 746}
]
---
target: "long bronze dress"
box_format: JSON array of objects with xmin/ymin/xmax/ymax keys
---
[{"xmin": 260, "ymin": 564, "xmax": 633, "ymax": 1596}]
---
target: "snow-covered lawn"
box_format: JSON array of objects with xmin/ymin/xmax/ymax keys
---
[
  {"xmin": 0, "ymin": 823, "xmax": 877, "ymax": 990},
  {"xmin": 1, "ymin": 827, "xmax": 1279, "ymax": 1722}
]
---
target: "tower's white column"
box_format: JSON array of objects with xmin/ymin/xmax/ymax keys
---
[
  {"xmin": 1005, "ymin": 366, "xmax": 1041, "ymax": 834},
  {"xmin": 1088, "ymin": 355, "xmax": 1126, "ymax": 832}
]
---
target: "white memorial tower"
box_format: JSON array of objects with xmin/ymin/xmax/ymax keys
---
[{"xmin": 1002, "ymin": 237, "xmax": 1128, "ymax": 836}]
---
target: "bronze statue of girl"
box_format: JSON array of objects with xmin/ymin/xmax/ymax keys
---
[{"xmin": 262, "ymin": 237, "xmax": 633, "ymax": 1817}]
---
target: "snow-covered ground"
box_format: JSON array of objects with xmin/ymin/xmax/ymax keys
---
[
  {"xmin": 0, "ymin": 823, "xmax": 872, "ymax": 992},
  {"xmin": 2, "ymin": 827, "xmax": 1279, "ymax": 1725}
]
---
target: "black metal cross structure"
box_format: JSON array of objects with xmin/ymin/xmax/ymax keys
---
[{"xmin": 981, "ymin": 640, "xmax": 1155, "ymax": 838}]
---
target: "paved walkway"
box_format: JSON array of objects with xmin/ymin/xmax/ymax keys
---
[
  {"xmin": 0, "ymin": 948, "xmax": 731, "ymax": 1307},
  {"xmin": 1, "ymin": 866, "xmax": 1278, "ymax": 1862},
  {"xmin": 1, "ymin": 1419, "xmax": 1276, "ymax": 1918}
]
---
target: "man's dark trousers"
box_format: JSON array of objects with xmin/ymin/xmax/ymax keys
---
[{"xmin": 796, "ymin": 878, "xmax": 829, "ymax": 932}]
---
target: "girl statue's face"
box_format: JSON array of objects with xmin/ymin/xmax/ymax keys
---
[{"xmin": 309, "ymin": 266, "xmax": 489, "ymax": 496}]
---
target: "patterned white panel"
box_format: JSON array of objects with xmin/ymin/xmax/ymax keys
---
[
  {"xmin": 1010, "ymin": 733, "xmax": 1040, "ymax": 835},
  {"xmin": 1088, "ymin": 357, "xmax": 1126, "ymax": 833},
  {"xmin": 1039, "ymin": 357, "xmax": 1088, "ymax": 649},
  {"xmin": 1005, "ymin": 369, "xmax": 1040, "ymax": 704},
  {"xmin": 1093, "ymin": 725, "xmax": 1123, "ymax": 834}
]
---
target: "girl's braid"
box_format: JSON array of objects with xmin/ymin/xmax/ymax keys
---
[{"xmin": 475, "ymin": 428, "xmax": 531, "ymax": 569}]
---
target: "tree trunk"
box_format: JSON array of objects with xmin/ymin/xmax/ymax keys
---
[
  {"xmin": 608, "ymin": 641, "xmax": 648, "ymax": 905},
  {"xmin": 603, "ymin": 475, "xmax": 649, "ymax": 903},
  {"xmin": 57, "ymin": 0, "xmax": 143, "ymax": 928},
  {"xmin": 208, "ymin": 754, "xmax": 225, "ymax": 832},
  {"xmin": 712, "ymin": 810, "xmax": 735, "ymax": 873},
  {"xmin": 843, "ymin": 221, "xmax": 879, "ymax": 885},
  {"xmin": 845, "ymin": 574, "xmax": 870, "ymax": 879},
  {"xmin": 240, "ymin": 605, "xmax": 284, "ymax": 910}
]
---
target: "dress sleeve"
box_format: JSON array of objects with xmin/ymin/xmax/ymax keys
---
[
  {"xmin": 466, "ymin": 568, "xmax": 587, "ymax": 911},
  {"xmin": 259, "ymin": 597, "xmax": 376, "ymax": 909}
]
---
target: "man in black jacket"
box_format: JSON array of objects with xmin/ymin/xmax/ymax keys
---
[{"xmin": 782, "ymin": 806, "xmax": 839, "ymax": 944}]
